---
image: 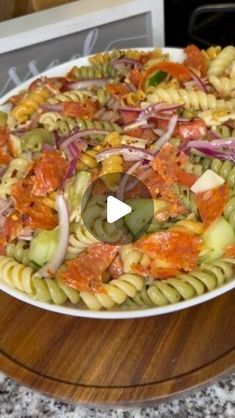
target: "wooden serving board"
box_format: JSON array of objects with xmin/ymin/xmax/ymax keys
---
[{"xmin": 0, "ymin": 290, "xmax": 234, "ymax": 406}]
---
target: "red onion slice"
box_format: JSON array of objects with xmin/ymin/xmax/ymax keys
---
[
  {"xmin": 152, "ymin": 114, "xmax": 178, "ymax": 151},
  {"xmin": 123, "ymin": 119, "xmax": 148, "ymax": 131},
  {"xmin": 61, "ymin": 129, "xmax": 110, "ymax": 150},
  {"xmin": 189, "ymin": 69, "xmax": 208, "ymax": 93},
  {"xmin": 64, "ymin": 78, "xmax": 111, "ymax": 90},
  {"xmin": 138, "ymin": 103, "xmax": 183, "ymax": 120},
  {"xmin": 63, "ymin": 159, "xmax": 77, "ymax": 182},
  {"xmin": 41, "ymin": 103, "xmax": 64, "ymax": 112},
  {"xmin": 110, "ymin": 57, "xmax": 143, "ymax": 68},
  {"xmin": 116, "ymin": 161, "xmax": 142, "ymax": 201},
  {"xmin": 0, "ymin": 198, "xmax": 12, "ymax": 215},
  {"xmin": 38, "ymin": 194, "xmax": 69, "ymax": 278},
  {"xmin": 96, "ymin": 146, "xmax": 154, "ymax": 163}
]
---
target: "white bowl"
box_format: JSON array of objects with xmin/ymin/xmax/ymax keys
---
[{"xmin": 0, "ymin": 47, "xmax": 234, "ymax": 319}]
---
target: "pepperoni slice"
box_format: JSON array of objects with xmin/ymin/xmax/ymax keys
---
[
  {"xmin": 108, "ymin": 255, "xmax": 124, "ymax": 279},
  {"xmin": 134, "ymin": 230, "xmax": 202, "ymax": 272},
  {"xmin": 63, "ymin": 100, "xmax": 97, "ymax": 118},
  {"xmin": 32, "ymin": 150, "xmax": 68, "ymax": 197},
  {"xmin": 224, "ymin": 244, "xmax": 235, "ymax": 257},
  {"xmin": 106, "ymin": 83, "xmax": 130, "ymax": 97},
  {"xmin": 195, "ymin": 183, "xmax": 229, "ymax": 228},
  {"xmin": 0, "ymin": 211, "xmax": 23, "ymax": 248},
  {"xmin": 133, "ymin": 263, "xmax": 181, "ymax": 279},
  {"xmin": 184, "ymin": 44, "xmax": 207, "ymax": 76},
  {"xmin": 60, "ymin": 244, "xmax": 119, "ymax": 292},
  {"xmin": 12, "ymin": 178, "xmax": 57, "ymax": 230}
]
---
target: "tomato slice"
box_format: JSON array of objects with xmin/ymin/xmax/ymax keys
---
[
  {"xmin": 139, "ymin": 62, "xmax": 191, "ymax": 89},
  {"xmin": 119, "ymin": 110, "xmax": 140, "ymax": 125},
  {"xmin": 195, "ymin": 183, "xmax": 229, "ymax": 228},
  {"xmin": 32, "ymin": 150, "xmax": 68, "ymax": 197},
  {"xmin": 0, "ymin": 128, "xmax": 9, "ymax": 147},
  {"xmin": 63, "ymin": 100, "xmax": 97, "ymax": 118},
  {"xmin": 184, "ymin": 44, "xmax": 207, "ymax": 76},
  {"xmin": 12, "ymin": 178, "xmax": 57, "ymax": 230},
  {"xmin": 134, "ymin": 230, "xmax": 202, "ymax": 272},
  {"xmin": 175, "ymin": 170, "xmax": 198, "ymax": 187},
  {"xmin": 178, "ymin": 119, "xmax": 206, "ymax": 141},
  {"xmin": 60, "ymin": 244, "xmax": 119, "ymax": 292},
  {"xmin": 129, "ymin": 68, "xmax": 141, "ymax": 87}
]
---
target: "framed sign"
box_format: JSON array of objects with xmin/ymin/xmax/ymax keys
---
[{"xmin": 0, "ymin": 0, "xmax": 164, "ymax": 96}]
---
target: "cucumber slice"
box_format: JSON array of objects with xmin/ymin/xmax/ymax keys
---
[
  {"xmin": 201, "ymin": 217, "xmax": 235, "ymax": 261},
  {"xmin": 124, "ymin": 198, "xmax": 167, "ymax": 236},
  {"xmin": 28, "ymin": 229, "xmax": 58, "ymax": 267}
]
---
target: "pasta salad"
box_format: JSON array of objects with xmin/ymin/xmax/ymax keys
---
[{"xmin": 0, "ymin": 45, "xmax": 235, "ymax": 312}]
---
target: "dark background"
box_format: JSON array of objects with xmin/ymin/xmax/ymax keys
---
[{"xmin": 165, "ymin": 0, "xmax": 235, "ymax": 47}]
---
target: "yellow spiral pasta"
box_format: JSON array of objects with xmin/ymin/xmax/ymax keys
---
[
  {"xmin": 122, "ymin": 90, "xmax": 146, "ymax": 107},
  {"xmin": 101, "ymin": 155, "xmax": 123, "ymax": 191},
  {"xmin": 209, "ymin": 75, "xmax": 235, "ymax": 98},
  {"xmin": 147, "ymin": 87, "xmax": 235, "ymax": 111},
  {"xmin": 76, "ymin": 149, "xmax": 99, "ymax": 170},
  {"xmin": 10, "ymin": 87, "xmax": 51, "ymax": 123},
  {"xmin": 207, "ymin": 46, "xmax": 235, "ymax": 77},
  {"xmin": 169, "ymin": 219, "xmax": 204, "ymax": 235},
  {"xmin": 80, "ymin": 273, "xmax": 144, "ymax": 310},
  {"xmin": 66, "ymin": 224, "xmax": 99, "ymax": 259}
]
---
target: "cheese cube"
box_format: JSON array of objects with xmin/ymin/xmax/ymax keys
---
[{"xmin": 190, "ymin": 169, "xmax": 225, "ymax": 193}]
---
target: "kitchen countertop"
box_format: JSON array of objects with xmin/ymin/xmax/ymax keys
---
[{"xmin": 0, "ymin": 372, "xmax": 234, "ymax": 417}]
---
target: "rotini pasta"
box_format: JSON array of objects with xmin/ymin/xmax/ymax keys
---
[
  {"xmin": 207, "ymin": 46, "xmax": 235, "ymax": 77},
  {"xmin": 209, "ymin": 75, "xmax": 235, "ymax": 98},
  {"xmin": 0, "ymin": 45, "xmax": 234, "ymax": 314},
  {"xmin": 10, "ymin": 87, "xmax": 51, "ymax": 123},
  {"xmin": 127, "ymin": 259, "xmax": 233, "ymax": 307},
  {"xmin": 0, "ymin": 156, "xmax": 30, "ymax": 198},
  {"xmin": 80, "ymin": 273, "xmax": 144, "ymax": 310},
  {"xmin": 147, "ymin": 87, "xmax": 235, "ymax": 111}
]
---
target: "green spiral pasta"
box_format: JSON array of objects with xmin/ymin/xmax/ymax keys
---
[
  {"xmin": 175, "ymin": 184, "xmax": 199, "ymax": 216},
  {"xmin": 213, "ymin": 125, "xmax": 235, "ymax": 138},
  {"xmin": 32, "ymin": 275, "xmax": 80, "ymax": 304},
  {"xmin": 147, "ymin": 87, "xmax": 235, "ymax": 111},
  {"xmin": 48, "ymin": 90, "xmax": 91, "ymax": 104},
  {"xmin": 68, "ymin": 63, "xmax": 117, "ymax": 80},
  {"xmin": 94, "ymin": 88, "xmax": 120, "ymax": 108},
  {"xmin": 127, "ymin": 259, "xmax": 233, "ymax": 307},
  {"xmin": 188, "ymin": 154, "xmax": 235, "ymax": 188},
  {"xmin": 0, "ymin": 256, "xmax": 80, "ymax": 304},
  {"xmin": 6, "ymin": 241, "xmax": 31, "ymax": 266},
  {"xmin": 80, "ymin": 273, "xmax": 144, "ymax": 310},
  {"xmin": 56, "ymin": 117, "xmax": 122, "ymax": 137},
  {"xmin": 0, "ymin": 156, "xmax": 30, "ymax": 198}
]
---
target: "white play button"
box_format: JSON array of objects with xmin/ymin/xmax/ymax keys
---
[{"xmin": 107, "ymin": 196, "xmax": 132, "ymax": 224}]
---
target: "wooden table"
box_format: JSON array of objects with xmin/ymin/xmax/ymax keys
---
[{"xmin": 0, "ymin": 289, "xmax": 234, "ymax": 406}]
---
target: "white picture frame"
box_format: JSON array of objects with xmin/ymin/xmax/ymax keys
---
[{"xmin": 0, "ymin": 0, "xmax": 164, "ymax": 54}]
